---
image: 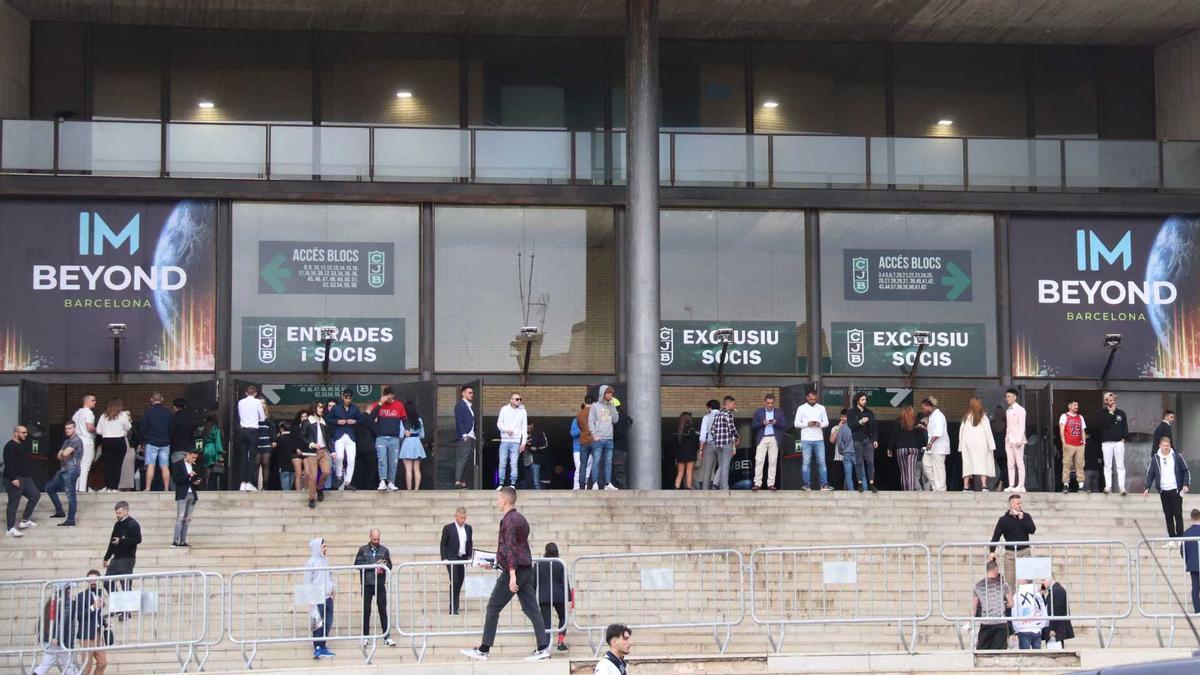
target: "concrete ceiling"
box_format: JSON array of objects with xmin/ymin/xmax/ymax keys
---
[{"xmin": 7, "ymin": 0, "xmax": 1200, "ymax": 45}]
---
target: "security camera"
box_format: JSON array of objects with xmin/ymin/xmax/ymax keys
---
[
  {"xmin": 318, "ymin": 326, "xmax": 338, "ymax": 341},
  {"xmin": 912, "ymin": 330, "xmax": 932, "ymax": 346},
  {"xmin": 519, "ymin": 326, "xmax": 540, "ymax": 338},
  {"xmin": 1104, "ymin": 333, "xmax": 1122, "ymax": 348},
  {"xmin": 107, "ymin": 323, "xmax": 127, "ymax": 336},
  {"xmin": 713, "ymin": 328, "xmax": 734, "ymax": 343}
]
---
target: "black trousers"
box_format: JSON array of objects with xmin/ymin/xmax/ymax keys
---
[
  {"xmin": 239, "ymin": 428, "xmax": 258, "ymax": 483},
  {"xmin": 447, "ymin": 557, "xmax": 468, "ymax": 613},
  {"xmin": 539, "ymin": 601, "xmax": 566, "ymax": 637},
  {"xmin": 1161, "ymin": 489, "xmax": 1185, "ymax": 537},
  {"xmin": 105, "ymin": 557, "xmax": 136, "ymax": 594},
  {"xmin": 101, "ymin": 438, "xmax": 126, "ymax": 490},
  {"xmin": 4, "ymin": 476, "xmax": 39, "ymax": 529},
  {"xmin": 362, "ymin": 582, "xmax": 388, "ymax": 637},
  {"xmin": 480, "ymin": 566, "xmax": 546, "ymax": 651},
  {"xmin": 976, "ymin": 623, "xmax": 1008, "ymax": 650}
]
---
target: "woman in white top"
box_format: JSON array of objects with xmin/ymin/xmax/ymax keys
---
[
  {"xmin": 958, "ymin": 397, "xmax": 996, "ymax": 491},
  {"xmin": 95, "ymin": 398, "xmax": 132, "ymax": 492}
]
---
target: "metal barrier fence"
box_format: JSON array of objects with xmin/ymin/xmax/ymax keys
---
[
  {"xmin": 0, "ymin": 579, "xmax": 52, "ymax": 674},
  {"xmin": 938, "ymin": 540, "xmax": 1133, "ymax": 649},
  {"xmin": 226, "ymin": 564, "xmax": 388, "ymax": 669},
  {"xmin": 571, "ymin": 549, "xmax": 744, "ymax": 656},
  {"xmin": 1135, "ymin": 536, "xmax": 1200, "ymax": 648},
  {"xmin": 392, "ymin": 557, "xmax": 570, "ymax": 663},
  {"xmin": 750, "ymin": 544, "xmax": 932, "ymax": 654},
  {"xmin": 38, "ymin": 570, "xmax": 217, "ymax": 674}
]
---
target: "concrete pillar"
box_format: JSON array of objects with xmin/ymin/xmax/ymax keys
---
[
  {"xmin": 1156, "ymin": 29, "xmax": 1200, "ymax": 138},
  {"xmin": 0, "ymin": 0, "xmax": 30, "ymax": 118},
  {"xmin": 625, "ymin": 0, "xmax": 662, "ymax": 490}
]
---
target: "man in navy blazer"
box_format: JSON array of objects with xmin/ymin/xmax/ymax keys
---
[
  {"xmin": 1183, "ymin": 509, "xmax": 1200, "ymax": 614},
  {"xmin": 453, "ymin": 386, "xmax": 477, "ymax": 489},
  {"xmin": 1144, "ymin": 436, "xmax": 1191, "ymax": 538},
  {"xmin": 170, "ymin": 448, "xmax": 202, "ymax": 547},
  {"xmin": 440, "ymin": 507, "xmax": 474, "ymax": 614}
]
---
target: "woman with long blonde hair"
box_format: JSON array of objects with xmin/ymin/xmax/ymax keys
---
[
  {"xmin": 958, "ymin": 397, "xmax": 996, "ymax": 491},
  {"xmin": 888, "ymin": 405, "xmax": 926, "ymax": 491},
  {"xmin": 95, "ymin": 398, "xmax": 131, "ymax": 492}
]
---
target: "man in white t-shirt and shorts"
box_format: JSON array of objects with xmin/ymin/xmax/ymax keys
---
[{"xmin": 72, "ymin": 395, "xmax": 97, "ymax": 493}]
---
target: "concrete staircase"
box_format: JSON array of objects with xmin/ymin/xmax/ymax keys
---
[{"xmin": 0, "ymin": 489, "xmax": 1191, "ymax": 673}]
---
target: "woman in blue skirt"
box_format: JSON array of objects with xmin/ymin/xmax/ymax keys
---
[{"xmin": 398, "ymin": 400, "xmax": 426, "ymax": 490}]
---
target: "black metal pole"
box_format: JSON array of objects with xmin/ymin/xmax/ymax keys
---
[
  {"xmin": 322, "ymin": 338, "xmax": 332, "ymax": 382},
  {"xmin": 716, "ymin": 341, "xmax": 731, "ymax": 388},
  {"xmin": 1100, "ymin": 346, "xmax": 1118, "ymax": 385},
  {"xmin": 111, "ymin": 337, "xmax": 121, "ymax": 383}
]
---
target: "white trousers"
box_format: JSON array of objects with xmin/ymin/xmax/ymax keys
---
[
  {"xmin": 333, "ymin": 436, "xmax": 356, "ymax": 483},
  {"xmin": 34, "ymin": 647, "xmax": 79, "ymax": 675},
  {"xmin": 572, "ymin": 451, "xmax": 593, "ymax": 490},
  {"xmin": 76, "ymin": 436, "xmax": 95, "ymax": 492},
  {"xmin": 1101, "ymin": 441, "xmax": 1126, "ymax": 491}
]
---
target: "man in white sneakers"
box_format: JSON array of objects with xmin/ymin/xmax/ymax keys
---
[
  {"xmin": 1058, "ymin": 400, "xmax": 1086, "ymax": 494},
  {"xmin": 594, "ymin": 623, "xmax": 632, "ymax": 675},
  {"xmin": 792, "ymin": 389, "xmax": 831, "ymax": 491},
  {"xmin": 496, "ymin": 393, "xmax": 528, "ymax": 489},
  {"xmin": 236, "ymin": 385, "xmax": 265, "ymax": 491},
  {"xmin": 72, "ymin": 395, "xmax": 97, "ymax": 493},
  {"xmin": 4, "ymin": 426, "xmax": 39, "ymax": 537},
  {"xmin": 1004, "ymin": 389, "xmax": 1027, "ymax": 492}
]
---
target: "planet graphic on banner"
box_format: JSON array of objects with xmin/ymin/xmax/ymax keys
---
[
  {"xmin": 152, "ymin": 200, "xmax": 216, "ymax": 337},
  {"xmin": 1145, "ymin": 215, "xmax": 1200, "ymax": 351}
]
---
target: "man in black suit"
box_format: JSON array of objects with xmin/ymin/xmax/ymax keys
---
[
  {"xmin": 171, "ymin": 448, "xmax": 202, "ymax": 547},
  {"xmin": 440, "ymin": 506, "xmax": 473, "ymax": 614},
  {"xmin": 1153, "ymin": 409, "xmax": 1176, "ymax": 450},
  {"xmin": 169, "ymin": 398, "xmax": 199, "ymax": 465}
]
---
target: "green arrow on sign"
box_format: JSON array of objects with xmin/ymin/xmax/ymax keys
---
[
  {"xmin": 940, "ymin": 261, "xmax": 971, "ymax": 301},
  {"xmin": 260, "ymin": 253, "xmax": 292, "ymax": 294}
]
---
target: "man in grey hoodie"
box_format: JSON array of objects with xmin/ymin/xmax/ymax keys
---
[{"xmin": 589, "ymin": 386, "xmax": 619, "ymax": 490}]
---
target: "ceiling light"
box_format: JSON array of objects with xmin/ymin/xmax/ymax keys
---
[
  {"xmin": 197, "ymin": 100, "xmax": 214, "ymax": 109},
  {"xmin": 762, "ymin": 100, "xmax": 779, "ymax": 108},
  {"xmin": 937, "ymin": 119, "xmax": 954, "ymax": 126},
  {"xmin": 395, "ymin": 91, "xmax": 413, "ymax": 99}
]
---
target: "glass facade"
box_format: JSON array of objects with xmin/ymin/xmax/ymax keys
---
[
  {"xmin": 468, "ymin": 37, "xmax": 608, "ymax": 130},
  {"xmin": 752, "ymin": 43, "xmax": 886, "ymax": 135},
  {"xmin": 230, "ymin": 203, "xmax": 420, "ymax": 372},
  {"xmin": 171, "ymin": 30, "xmax": 313, "ymax": 122},
  {"xmin": 1031, "ymin": 46, "xmax": 1097, "ymax": 138},
  {"xmin": 660, "ymin": 41, "xmax": 745, "ymax": 131},
  {"xmin": 320, "ymin": 33, "xmax": 459, "ymax": 126},
  {"xmin": 92, "ymin": 25, "xmax": 162, "ymax": 120},
  {"xmin": 893, "ymin": 44, "xmax": 1027, "ymax": 138},
  {"xmin": 819, "ymin": 212, "xmax": 998, "ymax": 377},
  {"xmin": 434, "ymin": 206, "xmax": 616, "ymax": 373}
]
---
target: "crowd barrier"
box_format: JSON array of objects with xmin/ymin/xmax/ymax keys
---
[
  {"xmin": 226, "ymin": 564, "xmax": 388, "ymax": 669},
  {"xmin": 392, "ymin": 557, "xmax": 570, "ymax": 663},
  {"xmin": 1134, "ymin": 536, "xmax": 1200, "ymax": 648},
  {"xmin": 750, "ymin": 544, "xmax": 932, "ymax": 653},
  {"xmin": 0, "ymin": 579, "xmax": 53, "ymax": 673},
  {"xmin": 937, "ymin": 539, "xmax": 1133, "ymax": 648},
  {"xmin": 571, "ymin": 549, "xmax": 744, "ymax": 656}
]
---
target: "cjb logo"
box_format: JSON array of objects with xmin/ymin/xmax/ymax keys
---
[
  {"xmin": 79, "ymin": 212, "xmax": 140, "ymax": 255},
  {"xmin": 257, "ymin": 324, "xmax": 277, "ymax": 365},
  {"xmin": 659, "ymin": 327, "xmax": 674, "ymax": 366},
  {"xmin": 367, "ymin": 250, "xmax": 386, "ymax": 289},
  {"xmin": 851, "ymin": 257, "xmax": 869, "ymax": 294}
]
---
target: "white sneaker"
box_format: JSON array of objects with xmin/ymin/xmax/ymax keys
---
[
  {"xmin": 1015, "ymin": 486, "xmax": 1026, "ymax": 493},
  {"xmin": 387, "ymin": 483, "xmax": 400, "ymax": 491},
  {"xmin": 461, "ymin": 648, "xmax": 488, "ymax": 661},
  {"xmin": 17, "ymin": 520, "xmax": 35, "ymax": 529},
  {"xmin": 591, "ymin": 483, "xmax": 600, "ymax": 490},
  {"xmin": 377, "ymin": 481, "xmax": 387, "ymax": 491},
  {"xmin": 238, "ymin": 482, "xmax": 248, "ymax": 491},
  {"xmin": 525, "ymin": 647, "xmax": 551, "ymax": 661},
  {"xmin": 1103, "ymin": 488, "xmax": 1111, "ymax": 494},
  {"xmin": 384, "ymin": 637, "xmax": 396, "ymax": 647},
  {"xmin": 1163, "ymin": 541, "xmax": 1179, "ymax": 549},
  {"xmin": 6, "ymin": 528, "xmax": 22, "ymax": 538},
  {"xmin": 338, "ymin": 483, "xmax": 346, "ymax": 491},
  {"xmin": 604, "ymin": 484, "xmax": 618, "ymax": 491},
  {"xmin": 495, "ymin": 485, "xmax": 503, "ymax": 491},
  {"xmin": 247, "ymin": 483, "xmax": 258, "ymax": 492},
  {"xmin": 572, "ymin": 484, "xmax": 579, "ymax": 491}
]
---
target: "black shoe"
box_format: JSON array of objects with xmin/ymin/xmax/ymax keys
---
[
  {"xmin": 308, "ymin": 499, "xmax": 316, "ymax": 509},
  {"xmin": 49, "ymin": 512, "xmax": 65, "ymax": 519},
  {"xmin": 171, "ymin": 542, "xmax": 180, "ymax": 547},
  {"xmin": 346, "ymin": 484, "xmax": 357, "ymax": 491},
  {"xmin": 58, "ymin": 521, "xmax": 75, "ymax": 527},
  {"xmin": 870, "ymin": 484, "xmax": 878, "ymax": 493},
  {"xmin": 179, "ymin": 542, "xmax": 190, "ymax": 547},
  {"xmin": 317, "ymin": 491, "xmax": 325, "ymax": 502},
  {"xmin": 557, "ymin": 642, "xmax": 567, "ymax": 651}
]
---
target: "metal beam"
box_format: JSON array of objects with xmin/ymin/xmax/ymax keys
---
[{"xmin": 625, "ymin": 0, "xmax": 662, "ymax": 490}]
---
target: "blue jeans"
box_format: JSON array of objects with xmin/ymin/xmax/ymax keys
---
[
  {"xmin": 279, "ymin": 471, "xmax": 294, "ymax": 492},
  {"xmin": 843, "ymin": 454, "xmax": 866, "ymax": 491},
  {"xmin": 801, "ymin": 440, "xmax": 828, "ymax": 488},
  {"xmin": 145, "ymin": 443, "xmax": 170, "ymax": 467},
  {"xmin": 45, "ymin": 467, "xmax": 79, "ymax": 522},
  {"xmin": 498, "ymin": 442, "xmax": 520, "ymax": 486},
  {"xmin": 577, "ymin": 444, "xmax": 594, "ymax": 488},
  {"xmin": 375, "ymin": 436, "xmax": 400, "ymax": 484},
  {"xmin": 1018, "ymin": 632, "xmax": 1042, "ymax": 649},
  {"xmin": 530, "ymin": 463, "xmax": 542, "ymax": 489},
  {"xmin": 592, "ymin": 439, "xmax": 614, "ymax": 487},
  {"xmin": 313, "ymin": 596, "xmax": 333, "ymax": 650}
]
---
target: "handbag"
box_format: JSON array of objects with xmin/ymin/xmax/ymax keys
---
[{"xmin": 522, "ymin": 451, "xmax": 534, "ymax": 467}]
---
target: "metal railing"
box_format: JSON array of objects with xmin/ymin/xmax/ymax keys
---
[
  {"xmin": 225, "ymin": 564, "xmax": 388, "ymax": 669},
  {"xmin": 571, "ymin": 549, "xmax": 744, "ymax": 656},
  {"xmin": 0, "ymin": 578, "xmax": 52, "ymax": 674},
  {"xmin": 392, "ymin": 557, "xmax": 570, "ymax": 663},
  {"xmin": 1134, "ymin": 536, "xmax": 1200, "ymax": 648},
  {"xmin": 937, "ymin": 540, "xmax": 1134, "ymax": 649},
  {"xmin": 3, "ymin": 118, "xmax": 1199, "ymax": 192},
  {"xmin": 750, "ymin": 544, "xmax": 932, "ymax": 654},
  {"xmin": 38, "ymin": 570, "xmax": 217, "ymax": 674}
]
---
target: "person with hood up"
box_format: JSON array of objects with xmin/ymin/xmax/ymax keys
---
[
  {"xmin": 305, "ymin": 538, "xmax": 337, "ymax": 660},
  {"xmin": 589, "ymin": 386, "xmax": 620, "ymax": 490}
]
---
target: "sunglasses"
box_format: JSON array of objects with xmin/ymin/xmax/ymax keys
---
[{"xmin": 513, "ymin": 398, "xmax": 522, "ymax": 402}]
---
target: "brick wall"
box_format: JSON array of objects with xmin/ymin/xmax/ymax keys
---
[{"xmin": 49, "ymin": 383, "xmax": 188, "ymax": 423}]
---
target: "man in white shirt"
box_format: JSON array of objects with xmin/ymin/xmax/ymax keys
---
[
  {"xmin": 236, "ymin": 385, "xmax": 266, "ymax": 492},
  {"xmin": 792, "ymin": 389, "xmax": 832, "ymax": 491},
  {"xmin": 1144, "ymin": 436, "xmax": 1191, "ymax": 540},
  {"xmin": 696, "ymin": 399, "xmax": 720, "ymax": 490},
  {"xmin": 440, "ymin": 507, "xmax": 474, "ymax": 614},
  {"xmin": 496, "ymin": 393, "xmax": 528, "ymax": 490},
  {"xmin": 921, "ymin": 397, "xmax": 950, "ymax": 491},
  {"xmin": 72, "ymin": 395, "xmax": 97, "ymax": 493}
]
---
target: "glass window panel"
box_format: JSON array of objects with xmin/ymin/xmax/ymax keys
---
[
  {"xmin": 819, "ymin": 212, "xmax": 997, "ymax": 377},
  {"xmin": 661, "ymin": 41, "xmax": 745, "ymax": 131},
  {"xmin": 1100, "ymin": 47, "xmax": 1155, "ymax": 139},
  {"xmin": 869, "ymin": 137, "xmax": 964, "ymax": 189},
  {"xmin": 171, "ymin": 29, "xmax": 312, "ymax": 122},
  {"xmin": 167, "ymin": 123, "xmax": 265, "ymax": 178},
  {"xmin": 230, "ymin": 203, "xmax": 420, "ymax": 372},
  {"xmin": 320, "ymin": 33, "xmax": 459, "ymax": 126},
  {"xmin": 435, "ymin": 207, "xmax": 615, "ymax": 372},
  {"xmin": 661, "ymin": 210, "xmax": 807, "ymax": 374},
  {"xmin": 373, "ymin": 128, "xmax": 470, "ymax": 182},
  {"xmin": 966, "ymin": 138, "xmax": 1061, "ymax": 190},
  {"xmin": 894, "ymin": 44, "xmax": 1026, "ymax": 138},
  {"xmin": 268, "ymin": 126, "xmax": 370, "ymax": 180},
  {"xmin": 1032, "ymin": 46, "xmax": 1097, "ymax": 138},
  {"xmin": 468, "ymin": 38, "xmax": 606, "ymax": 130},
  {"xmin": 753, "ymin": 43, "xmax": 886, "ymax": 135},
  {"xmin": 92, "ymin": 25, "xmax": 162, "ymax": 120},
  {"xmin": 58, "ymin": 120, "xmax": 161, "ymax": 175},
  {"xmin": 771, "ymin": 135, "xmax": 867, "ymax": 188},
  {"xmin": 1063, "ymin": 139, "xmax": 1160, "ymax": 189},
  {"xmin": 0, "ymin": 120, "xmax": 54, "ymax": 171},
  {"xmin": 31, "ymin": 22, "xmax": 86, "ymax": 120}
]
